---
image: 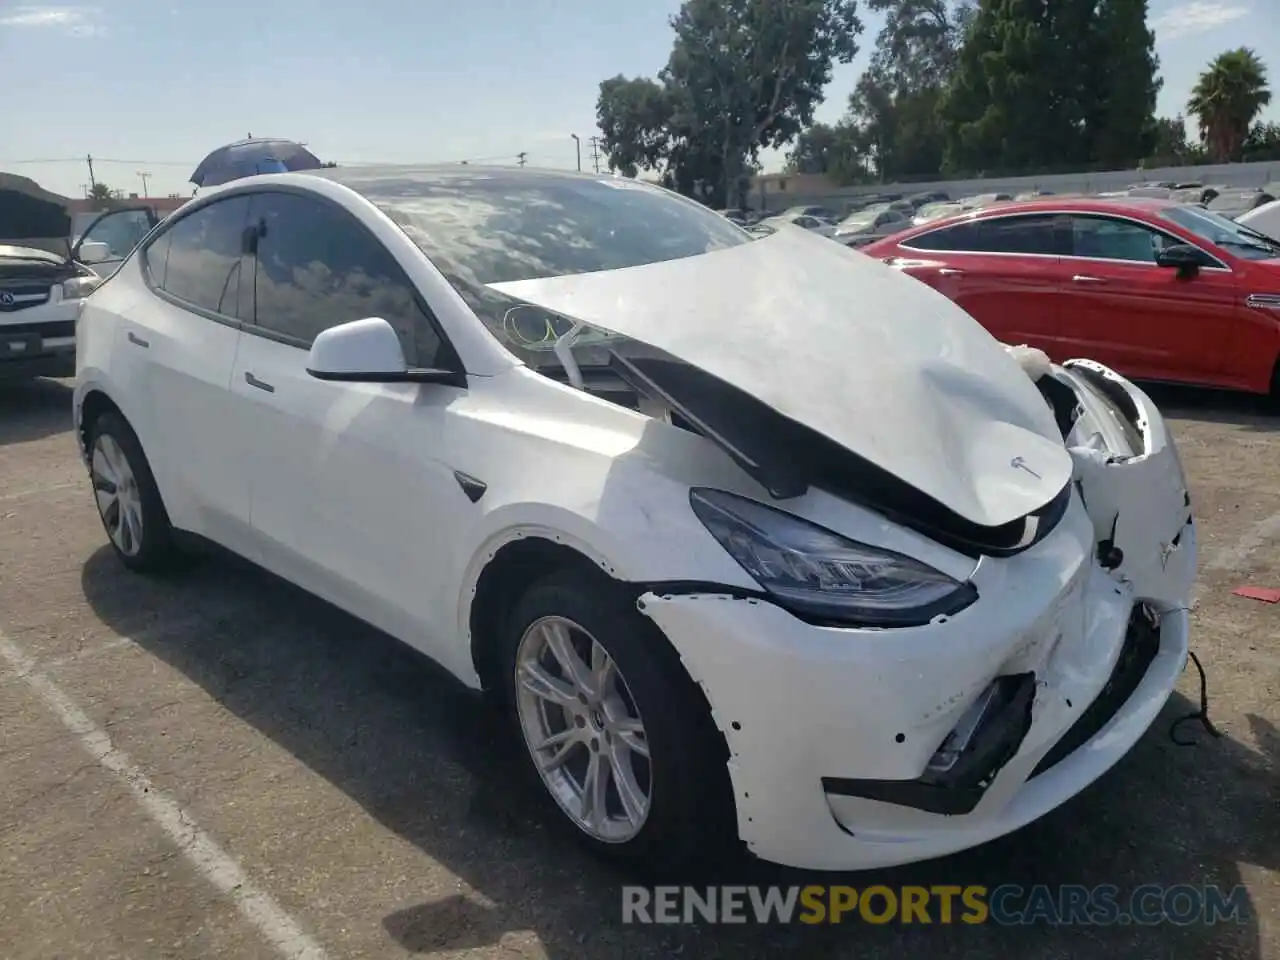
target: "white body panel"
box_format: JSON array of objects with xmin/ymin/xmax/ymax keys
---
[
  {"xmin": 1236, "ymin": 198, "xmax": 1280, "ymax": 241},
  {"xmin": 73, "ymin": 171, "xmax": 1198, "ymax": 871}
]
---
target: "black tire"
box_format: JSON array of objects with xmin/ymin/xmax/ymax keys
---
[
  {"xmin": 498, "ymin": 568, "xmax": 736, "ymax": 877},
  {"xmin": 86, "ymin": 411, "xmax": 178, "ymax": 573}
]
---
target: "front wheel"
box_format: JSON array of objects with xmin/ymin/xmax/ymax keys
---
[
  {"xmin": 87, "ymin": 411, "xmax": 178, "ymax": 573},
  {"xmin": 499, "ymin": 569, "xmax": 734, "ymax": 875}
]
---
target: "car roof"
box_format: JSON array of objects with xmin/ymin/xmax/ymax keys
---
[
  {"xmin": 307, "ymin": 163, "xmax": 653, "ymax": 191},
  {"xmin": 881, "ymin": 195, "xmax": 1189, "ymax": 241}
]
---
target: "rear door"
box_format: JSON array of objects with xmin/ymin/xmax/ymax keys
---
[
  {"xmin": 1058, "ymin": 213, "xmax": 1237, "ymax": 383},
  {"xmin": 894, "ymin": 213, "xmax": 1072, "ymax": 353},
  {"xmin": 110, "ymin": 195, "xmax": 257, "ymax": 555}
]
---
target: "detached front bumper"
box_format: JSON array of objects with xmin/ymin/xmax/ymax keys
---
[{"xmin": 640, "ymin": 361, "xmax": 1196, "ymax": 871}]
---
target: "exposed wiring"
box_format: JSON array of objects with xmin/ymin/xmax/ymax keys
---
[{"xmin": 1169, "ymin": 650, "xmax": 1223, "ymax": 746}]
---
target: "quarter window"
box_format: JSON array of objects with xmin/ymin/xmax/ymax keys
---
[
  {"xmin": 156, "ymin": 196, "xmax": 251, "ymax": 317},
  {"xmin": 245, "ymin": 191, "xmax": 444, "ymax": 366}
]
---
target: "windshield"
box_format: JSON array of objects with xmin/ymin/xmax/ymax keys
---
[
  {"xmin": 1160, "ymin": 204, "xmax": 1280, "ymax": 261},
  {"xmin": 336, "ymin": 167, "xmax": 753, "ymax": 369}
]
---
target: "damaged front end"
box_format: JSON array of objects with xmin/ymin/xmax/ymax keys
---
[{"xmin": 1021, "ymin": 349, "xmax": 1197, "ymax": 611}]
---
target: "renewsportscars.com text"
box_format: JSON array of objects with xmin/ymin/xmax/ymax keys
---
[{"xmin": 621, "ymin": 884, "xmax": 1249, "ymax": 926}]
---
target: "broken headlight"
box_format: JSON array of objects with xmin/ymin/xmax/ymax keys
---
[{"xmin": 689, "ymin": 488, "xmax": 977, "ymax": 627}]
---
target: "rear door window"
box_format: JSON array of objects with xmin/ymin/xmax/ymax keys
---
[{"xmin": 153, "ymin": 195, "xmax": 251, "ymax": 318}]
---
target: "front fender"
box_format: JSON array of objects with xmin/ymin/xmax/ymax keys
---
[{"xmin": 1051, "ymin": 359, "xmax": 1197, "ymax": 610}]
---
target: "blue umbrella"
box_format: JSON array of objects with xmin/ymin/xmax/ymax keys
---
[{"xmin": 189, "ymin": 138, "xmax": 323, "ymax": 187}]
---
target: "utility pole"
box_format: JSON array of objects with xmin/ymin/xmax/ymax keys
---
[
  {"xmin": 588, "ymin": 137, "xmax": 602, "ymax": 174},
  {"xmin": 137, "ymin": 171, "xmax": 152, "ymax": 197},
  {"xmin": 85, "ymin": 154, "xmax": 97, "ymax": 190},
  {"xmin": 516, "ymin": 151, "xmax": 527, "ymax": 167},
  {"xmin": 570, "ymin": 133, "xmax": 581, "ymax": 172}
]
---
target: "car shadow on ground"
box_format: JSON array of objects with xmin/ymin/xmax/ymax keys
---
[
  {"xmin": 80, "ymin": 547, "xmax": 1274, "ymax": 959},
  {"xmin": 0, "ymin": 378, "xmax": 72, "ymax": 446},
  {"xmin": 1140, "ymin": 382, "xmax": 1278, "ymax": 432}
]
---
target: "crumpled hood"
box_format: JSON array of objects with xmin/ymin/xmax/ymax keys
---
[{"xmin": 490, "ymin": 226, "xmax": 1072, "ymax": 528}]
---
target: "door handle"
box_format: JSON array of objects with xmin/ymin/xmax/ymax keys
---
[
  {"xmin": 1072, "ymin": 274, "xmax": 1107, "ymax": 284},
  {"xmin": 244, "ymin": 371, "xmax": 275, "ymax": 393},
  {"xmin": 126, "ymin": 331, "xmax": 149, "ymax": 348},
  {"xmin": 938, "ymin": 267, "xmax": 965, "ymax": 276}
]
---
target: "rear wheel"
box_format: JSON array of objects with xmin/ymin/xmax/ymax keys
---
[
  {"xmin": 499, "ymin": 569, "xmax": 734, "ymax": 875},
  {"xmin": 88, "ymin": 411, "xmax": 178, "ymax": 573}
]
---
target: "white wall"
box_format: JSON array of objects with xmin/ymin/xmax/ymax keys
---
[{"xmin": 761, "ymin": 159, "xmax": 1280, "ymax": 213}]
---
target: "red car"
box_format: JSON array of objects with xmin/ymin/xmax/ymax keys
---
[{"xmin": 862, "ymin": 197, "xmax": 1280, "ymax": 396}]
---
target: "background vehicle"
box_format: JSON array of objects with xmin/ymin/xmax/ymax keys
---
[
  {"xmin": 0, "ymin": 243, "xmax": 100, "ymax": 380},
  {"xmin": 756, "ymin": 212, "xmax": 838, "ymax": 237},
  {"xmin": 832, "ymin": 206, "xmax": 910, "ymax": 245},
  {"xmin": 864, "ymin": 197, "xmax": 1280, "ymax": 396},
  {"xmin": 1206, "ymin": 188, "xmax": 1276, "ymax": 220},
  {"xmin": 1236, "ymin": 197, "xmax": 1280, "ymax": 240},
  {"xmin": 912, "ymin": 201, "xmax": 967, "ymax": 225}
]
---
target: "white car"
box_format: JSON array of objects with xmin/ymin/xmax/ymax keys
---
[
  {"xmin": 0, "ymin": 242, "xmax": 102, "ymax": 380},
  {"xmin": 1235, "ymin": 197, "xmax": 1280, "ymax": 242},
  {"xmin": 74, "ymin": 166, "xmax": 1196, "ymax": 873},
  {"xmin": 756, "ymin": 213, "xmax": 838, "ymax": 238}
]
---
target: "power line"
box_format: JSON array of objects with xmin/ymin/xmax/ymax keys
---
[{"xmin": 588, "ymin": 136, "xmax": 602, "ymax": 174}]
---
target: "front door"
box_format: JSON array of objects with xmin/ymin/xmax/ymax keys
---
[
  {"xmin": 1058, "ymin": 214, "xmax": 1238, "ymax": 383},
  {"xmin": 228, "ymin": 189, "xmax": 468, "ymax": 658}
]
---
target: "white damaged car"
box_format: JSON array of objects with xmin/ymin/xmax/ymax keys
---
[{"xmin": 73, "ymin": 167, "xmax": 1196, "ymax": 872}]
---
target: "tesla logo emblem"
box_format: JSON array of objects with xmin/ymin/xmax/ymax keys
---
[
  {"xmin": 0, "ymin": 291, "xmax": 14, "ymax": 306},
  {"xmin": 1010, "ymin": 456, "xmax": 1041, "ymax": 479}
]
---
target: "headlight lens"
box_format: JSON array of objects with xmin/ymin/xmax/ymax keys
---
[
  {"xmin": 61, "ymin": 275, "xmax": 101, "ymax": 300},
  {"xmin": 689, "ymin": 488, "xmax": 977, "ymax": 626}
]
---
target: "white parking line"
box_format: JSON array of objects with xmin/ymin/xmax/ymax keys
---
[
  {"xmin": 0, "ymin": 616, "xmax": 211, "ymax": 685},
  {"xmin": 0, "ymin": 628, "xmax": 330, "ymax": 960}
]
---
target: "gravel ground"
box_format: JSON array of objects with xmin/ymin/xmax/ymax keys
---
[{"xmin": 0, "ymin": 376, "xmax": 1276, "ymax": 960}]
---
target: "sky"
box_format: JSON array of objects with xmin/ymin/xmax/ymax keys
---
[{"xmin": 0, "ymin": 0, "xmax": 1275, "ymax": 199}]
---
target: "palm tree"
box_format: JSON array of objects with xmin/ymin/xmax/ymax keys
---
[
  {"xmin": 1187, "ymin": 48, "xmax": 1272, "ymax": 162},
  {"xmin": 88, "ymin": 182, "xmax": 115, "ymax": 203}
]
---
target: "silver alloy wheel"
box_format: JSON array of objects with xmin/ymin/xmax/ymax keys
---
[
  {"xmin": 91, "ymin": 433, "xmax": 144, "ymax": 557},
  {"xmin": 514, "ymin": 615, "xmax": 652, "ymax": 843}
]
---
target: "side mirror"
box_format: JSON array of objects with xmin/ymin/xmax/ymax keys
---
[
  {"xmin": 1156, "ymin": 244, "xmax": 1204, "ymax": 277},
  {"xmin": 306, "ymin": 317, "xmax": 465, "ymax": 386},
  {"xmin": 78, "ymin": 241, "xmax": 112, "ymax": 264}
]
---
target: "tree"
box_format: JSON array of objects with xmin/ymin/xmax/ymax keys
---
[
  {"xmin": 1242, "ymin": 120, "xmax": 1280, "ymax": 161},
  {"xmin": 595, "ymin": 0, "xmax": 864, "ymax": 207},
  {"xmin": 940, "ymin": 0, "xmax": 1161, "ymax": 173},
  {"xmin": 865, "ymin": 0, "xmax": 971, "ymax": 92},
  {"xmin": 824, "ymin": 0, "xmax": 972, "ymax": 180},
  {"xmin": 1187, "ymin": 48, "xmax": 1272, "ymax": 162},
  {"xmin": 595, "ymin": 76, "xmax": 675, "ymax": 178},
  {"xmin": 784, "ymin": 120, "xmax": 868, "ymax": 180},
  {"xmin": 88, "ymin": 182, "xmax": 115, "ymax": 203},
  {"xmin": 1145, "ymin": 114, "xmax": 1199, "ymax": 164},
  {"xmin": 1084, "ymin": 0, "xmax": 1162, "ymax": 167}
]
